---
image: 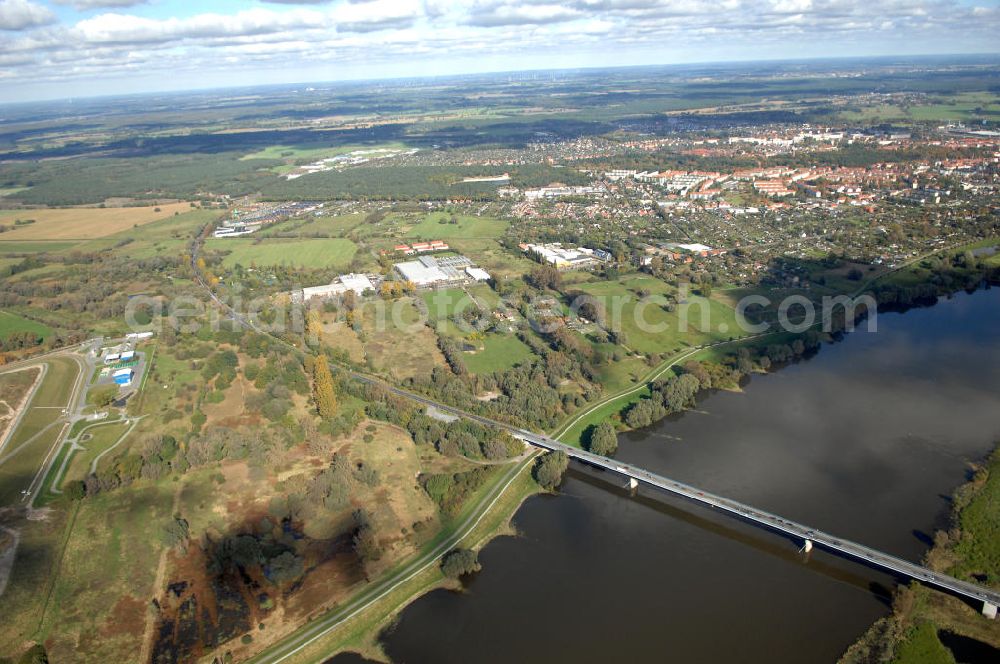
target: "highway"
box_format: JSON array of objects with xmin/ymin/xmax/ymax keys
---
[
  {"xmin": 365, "ymin": 375, "xmax": 1000, "ymax": 617},
  {"xmin": 188, "ymin": 235, "xmax": 1000, "ymax": 661}
]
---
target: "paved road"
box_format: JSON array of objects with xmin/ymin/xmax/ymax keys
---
[
  {"xmin": 189, "ymin": 234, "xmax": 1000, "ymax": 663},
  {"xmin": 247, "ymin": 454, "xmax": 536, "ymax": 664},
  {"xmin": 364, "ymin": 376, "xmax": 1000, "ymax": 616},
  {"xmin": 0, "ymin": 341, "xmax": 106, "ymax": 508}
]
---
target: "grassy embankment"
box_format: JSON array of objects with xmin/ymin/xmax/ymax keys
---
[
  {"xmin": 244, "ymin": 453, "xmax": 542, "ymax": 664},
  {"xmin": 554, "ymin": 238, "xmax": 1000, "ymax": 447},
  {"xmin": 840, "ymin": 447, "xmax": 1000, "ymax": 664}
]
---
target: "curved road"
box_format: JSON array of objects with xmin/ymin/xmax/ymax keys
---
[
  {"xmin": 371, "ymin": 377, "xmax": 1000, "ymax": 617},
  {"xmin": 189, "ymin": 233, "xmax": 1000, "ymax": 663},
  {"xmin": 247, "ymin": 453, "xmax": 535, "ymax": 664}
]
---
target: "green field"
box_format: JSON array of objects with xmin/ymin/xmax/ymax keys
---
[
  {"xmin": 891, "ymin": 622, "xmax": 955, "ymax": 664},
  {"xmin": 208, "ymin": 237, "xmax": 358, "ymax": 269},
  {"xmin": 281, "ymin": 213, "xmax": 366, "ymax": 237},
  {"xmin": 420, "ymin": 287, "xmax": 536, "ymax": 373},
  {"xmin": 404, "ymin": 212, "xmax": 508, "ymax": 240},
  {"xmin": 574, "ymin": 274, "xmax": 750, "ymax": 355},
  {"xmin": 423, "ymin": 288, "xmax": 478, "ymax": 321},
  {"xmin": 464, "ymin": 334, "xmax": 535, "ymax": 374},
  {"xmin": 838, "ymin": 92, "xmax": 1000, "ymax": 124},
  {"xmin": 0, "ymin": 311, "xmax": 53, "ymax": 341},
  {"xmin": 0, "ymin": 241, "xmax": 80, "ymax": 254},
  {"xmin": 0, "ymin": 356, "xmax": 80, "ymax": 506},
  {"xmin": 591, "ymin": 353, "xmax": 651, "ymax": 393},
  {"xmin": 62, "ymin": 421, "xmax": 130, "ymax": 487}
]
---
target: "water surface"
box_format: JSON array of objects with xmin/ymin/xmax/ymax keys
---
[{"xmin": 381, "ymin": 289, "xmax": 1000, "ymax": 663}]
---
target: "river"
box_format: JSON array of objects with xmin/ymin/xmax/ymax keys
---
[{"xmin": 375, "ymin": 287, "xmax": 1000, "ymax": 663}]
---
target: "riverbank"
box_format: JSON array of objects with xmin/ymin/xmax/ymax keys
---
[
  {"xmin": 365, "ymin": 281, "xmax": 1000, "ymax": 663},
  {"xmin": 839, "ymin": 446, "xmax": 1000, "ymax": 664},
  {"xmin": 248, "ymin": 454, "xmax": 545, "ymax": 664},
  {"xmin": 556, "ymin": 238, "xmax": 1000, "ymax": 448},
  {"xmin": 333, "ymin": 466, "xmax": 544, "ymax": 663}
]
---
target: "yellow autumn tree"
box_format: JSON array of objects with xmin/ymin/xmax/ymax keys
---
[
  {"xmin": 306, "ymin": 308, "xmax": 324, "ymax": 347},
  {"xmin": 313, "ymin": 355, "xmax": 337, "ymax": 420}
]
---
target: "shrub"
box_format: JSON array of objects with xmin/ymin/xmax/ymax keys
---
[{"xmin": 440, "ymin": 548, "xmax": 480, "ymax": 579}]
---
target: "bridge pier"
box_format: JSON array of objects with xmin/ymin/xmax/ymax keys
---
[
  {"xmin": 983, "ymin": 601, "xmax": 998, "ymax": 620},
  {"xmin": 628, "ymin": 477, "xmax": 638, "ymax": 491},
  {"xmin": 801, "ymin": 539, "xmax": 813, "ymax": 554}
]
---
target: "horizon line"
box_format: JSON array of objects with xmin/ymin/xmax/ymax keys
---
[{"xmin": 3, "ymin": 50, "xmax": 999, "ymax": 109}]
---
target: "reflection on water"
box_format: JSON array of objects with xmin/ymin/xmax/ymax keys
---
[{"xmin": 380, "ymin": 289, "xmax": 1000, "ymax": 664}]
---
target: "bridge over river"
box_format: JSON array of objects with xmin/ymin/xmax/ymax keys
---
[
  {"xmin": 187, "ymin": 260, "xmax": 1000, "ymax": 620},
  {"xmin": 363, "ymin": 375, "xmax": 1000, "ymax": 619}
]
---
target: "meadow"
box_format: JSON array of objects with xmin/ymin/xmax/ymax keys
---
[
  {"xmin": 403, "ymin": 212, "xmax": 508, "ymax": 240},
  {"xmin": 837, "ymin": 91, "xmax": 1000, "ymax": 123},
  {"xmin": 357, "ymin": 297, "xmax": 446, "ymax": 379},
  {"xmin": 0, "ymin": 241, "xmax": 79, "ymax": 254},
  {"xmin": 463, "ymin": 334, "xmax": 535, "ymax": 374},
  {"xmin": 209, "ymin": 237, "xmax": 358, "ymax": 269},
  {"xmin": 0, "ymin": 356, "xmax": 80, "ymax": 506},
  {"xmin": 0, "ymin": 202, "xmax": 194, "ymax": 240},
  {"xmin": 574, "ymin": 274, "xmax": 749, "ymax": 356},
  {"xmin": 61, "ymin": 421, "xmax": 130, "ymax": 488},
  {"xmin": 241, "ymin": 141, "xmax": 410, "ymax": 163},
  {"xmin": 0, "ymin": 311, "xmax": 53, "ymax": 343}
]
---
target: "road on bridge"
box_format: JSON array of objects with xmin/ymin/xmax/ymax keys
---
[{"xmin": 362, "ymin": 375, "xmax": 1000, "ymax": 618}]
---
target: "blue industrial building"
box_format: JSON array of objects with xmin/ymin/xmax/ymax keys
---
[{"xmin": 113, "ymin": 368, "xmax": 134, "ymax": 386}]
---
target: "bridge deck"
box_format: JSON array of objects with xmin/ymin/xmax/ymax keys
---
[
  {"xmin": 364, "ymin": 375, "xmax": 1000, "ymax": 612},
  {"xmin": 512, "ymin": 428, "xmax": 1000, "ymax": 610}
]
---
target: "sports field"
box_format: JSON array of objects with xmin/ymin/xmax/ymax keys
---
[
  {"xmin": 209, "ymin": 237, "xmax": 358, "ymax": 269},
  {"xmin": 0, "ymin": 202, "xmax": 193, "ymax": 240}
]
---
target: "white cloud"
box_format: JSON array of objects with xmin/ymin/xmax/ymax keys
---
[
  {"xmin": 466, "ymin": 2, "xmax": 583, "ymax": 27},
  {"xmin": 0, "ymin": 0, "xmax": 55, "ymax": 31},
  {"xmin": 54, "ymin": 0, "xmax": 150, "ymax": 9},
  {"xmin": 73, "ymin": 8, "xmax": 328, "ymax": 44},
  {"xmin": 332, "ymin": 0, "xmax": 422, "ymax": 32},
  {"xmin": 1, "ymin": 0, "xmax": 998, "ymax": 97}
]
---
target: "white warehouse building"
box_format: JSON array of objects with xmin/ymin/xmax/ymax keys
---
[{"xmin": 302, "ymin": 273, "xmax": 375, "ymax": 300}]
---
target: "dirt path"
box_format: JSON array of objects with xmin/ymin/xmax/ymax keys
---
[{"xmin": 138, "ymin": 480, "xmax": 184, "ymax": 663}]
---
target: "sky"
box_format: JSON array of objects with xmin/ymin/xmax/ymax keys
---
[{"xmin": 0, "ymin": 0, "xmax": 998, "ymax": 102}]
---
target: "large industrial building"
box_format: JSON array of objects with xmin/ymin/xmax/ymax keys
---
[
  {"xmin": 301, "ymin": 273, "xmax": 376, "ymax": 300},
  {"xmin": 297, "ymin": 255, "xmax": 490, "ymax": 299},
  {"xmin": 393, "ymin": 255, "xmax": 491, "ymax": 288},
  {"xmin": 520, "ymin": 243, "xmax": 605, "ymax": 270}
]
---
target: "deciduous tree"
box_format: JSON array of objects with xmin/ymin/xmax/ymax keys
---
[
  {"xmin": 588, "ymin": 421, "xmax": 618, "ymax": 457},
  {"xmin": 313, "ymin": 355, "xmax": 337, "ymax": 420}
]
